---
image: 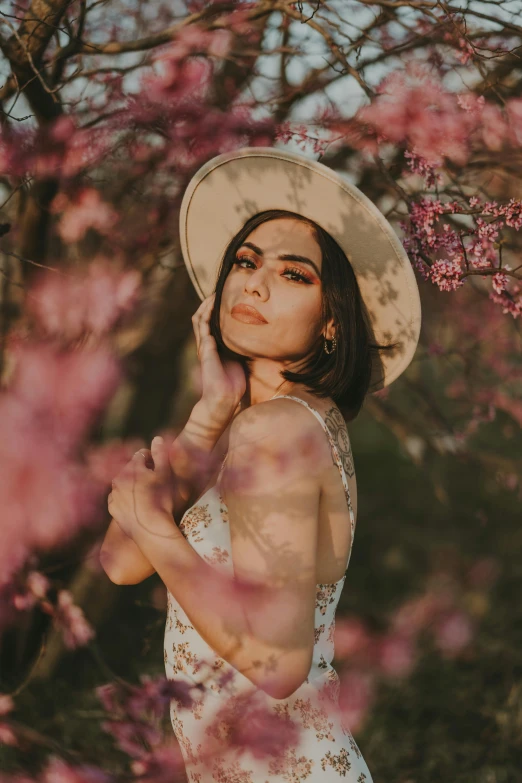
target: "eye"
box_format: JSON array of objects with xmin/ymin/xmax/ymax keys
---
[
  {"xmin": 233, "ymin": 255, "xmax": 256, "ymax": 269},
  {"xmin": 282, "ymin": 267, "xmax": 313, "ymax": 284},
  {"xmin": 233, "ymin": 256, "xmax": 312, "ymax": 284}
]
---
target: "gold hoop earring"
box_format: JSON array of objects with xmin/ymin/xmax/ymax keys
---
[{"xmin": 324, "ymin": 336, "xmax": 337, "ymax": 354}]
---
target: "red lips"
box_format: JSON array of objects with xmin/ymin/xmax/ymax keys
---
[{"xmin": 230, "ymin": 303, "xmax": 268, "ymax": 324}]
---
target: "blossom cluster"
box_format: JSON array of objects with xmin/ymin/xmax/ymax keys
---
[
  {"xmin": 333, "ymin": 553, "xmax": 500, "ymax": 731},
  {"xmin": 12, "ymin": 571, "xmax": 94, "ymax": 649},
  {"xmin": 401, "ymin": 195, "xmax": 522, "ymax": 316}
]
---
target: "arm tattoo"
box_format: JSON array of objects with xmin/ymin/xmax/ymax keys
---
[{"xmin": 324, "ymin": 406, "xmax": 354, "ymax": 479}]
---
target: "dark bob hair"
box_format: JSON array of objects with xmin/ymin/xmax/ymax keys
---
[{"xmin": 208, "ymin": 209, "xmax": 398, "ymax": 420}]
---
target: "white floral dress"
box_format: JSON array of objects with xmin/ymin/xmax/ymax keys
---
[{"xmin": 164, "ymin": 395, "xmax": 374, "ymax": 782}]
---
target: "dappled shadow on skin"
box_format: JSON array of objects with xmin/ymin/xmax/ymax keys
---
[{"xmin": 160, "ymin": 408, "xmax": 366, "ymax": 775}]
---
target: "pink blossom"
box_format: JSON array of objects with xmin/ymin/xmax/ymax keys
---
[
  {"xmin": 0, "ymin": 342, "xmax": 119, "ymax": 584},
  {"xmin": 489, "ymin": 283, "xmax": 522, "ymax": 318},
  {"xmin": 26, "ymin": 570, "xmax": 50, "ymax": 598},
  {"xmin": 375, "ymin": 632, "xmax": 416, "ymax": 678},
  {"xmin": 13, "ymin": 592, "xmax": 37, "ymax": 611},
  {"xmin": 7, "ymin": 339, "xmax": 121, "ymax": 446},
  {"xmin": 224, "ymin": 699, "xmax": 300, "ymax": 760},
  {"xmin": 404, "ymin": 150, "xmax": 442, "ymax": 188},
  {"xmin": 97, "ymin": 676, "xmax": 193, "ymax": 758},
  {"xmin": 150, "ymin": 585, "xmax": 168, "ymax": 611},
  {"xmin": 130, "ymin": 743, "xmax": 185, "ymax": 783},
  {"xmin": 12, "ymin": 570, "xmax": 51, "ymax": 612},
  {"xmin": 480, "ymin": 103, "xmax": 507, "ymax": 151},
  {"xmin": 142, "ymin": 53, "xmax": 212, "ymax": 104},
  {"xmin": 333, "ymin": 617, "xmax": 372, "ymax": 660},
  {"xmin": 357, "ymin": 64, "xmax": 473, "ymax": 165},
  {"xmin": 0, "ymin": 393, "xmax": 99, "ymax": 585},
  {"xmin": 0, "ymin": 695, "xmax": 14, "ymax": 716},
  {"xmin": 84, "ymin": 437, "xmax": 147, "ymax": 488},
  {"xmin": 427, "ymin": 342, "xmax": 445, "ymax": 356},
  {"xmin": 466, "ymin": 558, "xmax": 501, "ymax": 589},
  {"xmin": 54, "ymin": 188, "xmax": 119, "ymax": 243},
  {"xmin": 433, "ymin": 610, "xmax": 474, "ymax": 657},
  {"xmin": 429, "ymin": 258, "xmax": 464, "ymax": 291},
  {"xmin": 492, "ymin": 272, "xmax": 509, "ymax": 295},
  {"xmin": 338, "ymin": 670, "xmax": 375, "ymax": 734},
  {"xmin": 27, "ymin": 259, "xmax": 141, "ymax": 341},
  {"xmin": 456, "ymin": 37, "xmax": 474, "ymax": 64},
  {"xmin": 0, "ymin": 723, "xmax": 17, "ymax": 745},
  {"xmin": 391, "ymin": 591, "xmax": 448, "ymax": 636},
  {"xmin": 41, "ymin": 756, "xmax": 112, "ymax": 783},
  {"xmin": 457, "ymin": 94, "xmax": 485, "ymax": 114},
  {"xmin": 50, "ymin": 115, "xmax": 78, "ymax": 144},
  {"xmin": 53, "ymin": 590, "xmax": 95, "ymax": 649}
]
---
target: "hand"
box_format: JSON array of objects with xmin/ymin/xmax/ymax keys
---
[
  {"xmin": 108, "ymin": 437, "xmax": 175, "ymax": 539},
  {"xmin": 193, "ymin": 292, "xmax": 247, "ymax": 426}
]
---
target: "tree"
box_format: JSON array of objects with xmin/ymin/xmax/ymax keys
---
[{"xmin": 0, "ymin": 1, "xmax": 520, "ymax": 781}]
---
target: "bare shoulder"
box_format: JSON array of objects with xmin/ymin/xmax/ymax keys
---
[{"xmin": 228, "ymin": 396, "xmax": 333, "ymax": 477}]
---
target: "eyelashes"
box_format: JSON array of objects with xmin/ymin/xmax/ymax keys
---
[{"xmin": 233, "ymin": 256, "xmax": 313, "ymax": 284}]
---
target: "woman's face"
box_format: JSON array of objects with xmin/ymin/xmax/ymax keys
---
[{"xmin": 220, "ymin": 218, "xmax": 328, "ymax": 363}]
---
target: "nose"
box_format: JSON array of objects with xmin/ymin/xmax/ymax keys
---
[{"xmin": 244, "ymin": 265, "xmax": 269, "ymax": 300}]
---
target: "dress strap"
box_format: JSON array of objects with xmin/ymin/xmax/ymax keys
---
[{"xmin": 270, "ymin": 394, "xmax": 355, "ymax": 546}]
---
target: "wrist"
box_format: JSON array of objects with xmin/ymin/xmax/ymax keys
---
[
  {"xmin": 183, "ymin": 399, "xmax": 232, "ymax": 452},
  {"xmin": 132, "ymin": 510, "xmax": 180, "ymax": 543}
]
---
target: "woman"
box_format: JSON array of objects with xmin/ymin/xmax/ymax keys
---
[{"xmin": 101, "ymin": 148, "xmax": 421, "ymax": 781}]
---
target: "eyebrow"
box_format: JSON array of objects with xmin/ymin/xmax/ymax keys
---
[{"xmin": 239, "ymin": 241, "xmax": 322, "ymax": 278}]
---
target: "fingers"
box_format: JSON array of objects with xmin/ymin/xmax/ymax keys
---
[
  {"xmin": 150, "ymin": 436, "xmax": 169, "ymax": 478},
  {"xmin": 192, "ymin": 293, "xmax": 216, "ymax": 358}
]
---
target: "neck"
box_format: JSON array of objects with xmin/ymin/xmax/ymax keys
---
[{"xmin": 242, "ymin": 358, "xmax": 301, "ymax": 407}]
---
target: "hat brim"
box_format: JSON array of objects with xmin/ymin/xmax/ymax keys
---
[{"xmin": 179, "ymin": 147, "xmax": 421, "ymax": 391}]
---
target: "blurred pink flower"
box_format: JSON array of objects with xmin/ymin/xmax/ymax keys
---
[
  {"xmin": 480, "ymin": 103, "xmax": 507, "ymax": 151},
  {"xmin": 143, "ymin": 54, "xmax": 212, "ymax": 104},
  {"xmin": 85, "ymin": 437, "xmax": 147, "ymax": 487},
  {"xmin": 0, "ymin": 341, "xmax": 120, "ymax": 588},
  {"xmin": 433, "ymin": 609, "xmax": 474, "ymax": 657},
  {"xmin": 427, "ymin": 342, "xmax": 445, "ymax": 356},
  {"xmin": 492, "ymin": 272, "xmax": 509, "ymax": 295},
  {"xmin": 228, "ymin": 701, "xmax": 300, "ymax": 760},
  {"xmin": 391, "ymin": 591, "xmax": 448, "ymax": 637},
  {"xmin": 54, "ymin": 188, "xmax": 118, "ymax": 243},
  {"xmin": 27, "ymin": 259, "xmax": 141, "ymax": 341},
  {"xmin": 53, "ymin": 590, "xmax": 95, "ymax": 649},
  {"xmin": 0, "ymin": 695, "xmax": 14, "ymax": 716},
  {"xmin": 202, "ymin": 692, "xmax": 300, "ymax": 764},
  {"xmin": 130, "ymin": 742, "xmax": 185, "ymax": 783},
  {"xmin": 338, "ymin": 670, "xmax": 375, "ymax": 734},
  {"xmin": 466, "ymin": 557, "xmax": 501, "ymax": 589},
  {"xmin": 0, "ymin": 723, "xmax": 17, "ymax": 746},
  {"xmin": 26, "ymin": 570, "xmax": 50, "ymax": 598},
  {"xmin": 12, "ymin": 570, "xmax": 51, "ymax": 612},
  {"xmin": 41, "ymin": 756, "xmax": 112, "ymax": 783},
  {"xmin": 333, "ymin": 617, "xmax": 372, "ymax": 661},
  {"xmin": 7, "ymin": 339, "xmax": 121, "ymax": 447},
  {"xmin": 97, "ymin": 676, "xmax": 192, "ymax": 758},
  {"xmin": 357, "ymin": 64, "xmax": 472, "ymax": 165},
  {"xmin": 375, "ymin": 632, "xmax": 416, "ymax": 678},
  {"xmin": 150, "ymin": 585, "xmax": 168, "ymax": 611}
]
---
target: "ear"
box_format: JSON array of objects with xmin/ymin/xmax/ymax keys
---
[{"xmin": 323, "ymin": 316, "xmax": 336, "ymax": 342}]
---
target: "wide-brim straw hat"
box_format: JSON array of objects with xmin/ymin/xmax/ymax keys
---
[{"xmin": 179, "ymin": 146, "xmax": 421, "ymax": 391}]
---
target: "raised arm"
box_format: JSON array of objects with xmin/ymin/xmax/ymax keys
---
[
  {"xmin": 100, "ymin": 291, "xmax": 247, "ymax": 585},
  {"xmin": 100, "ymin": 400, "xmax": 231, "ymax": 585}
]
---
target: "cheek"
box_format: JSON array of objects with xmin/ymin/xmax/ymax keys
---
[
  {"xmin": 219, "ymin": 278, "xmax": 234, "ymax": 328},
  {"xmin": 280, "ymin": 293, "xmax": 323, "ymax": 335}
]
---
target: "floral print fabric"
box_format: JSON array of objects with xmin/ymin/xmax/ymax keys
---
[{"xmin": 164, "ymin": 395, "xmax": 374, "ymax": 781}]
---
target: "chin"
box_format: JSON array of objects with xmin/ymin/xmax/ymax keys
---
[{"xmin": 220, "ymin": 320, "xmax": 261, "ymax": 357}]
